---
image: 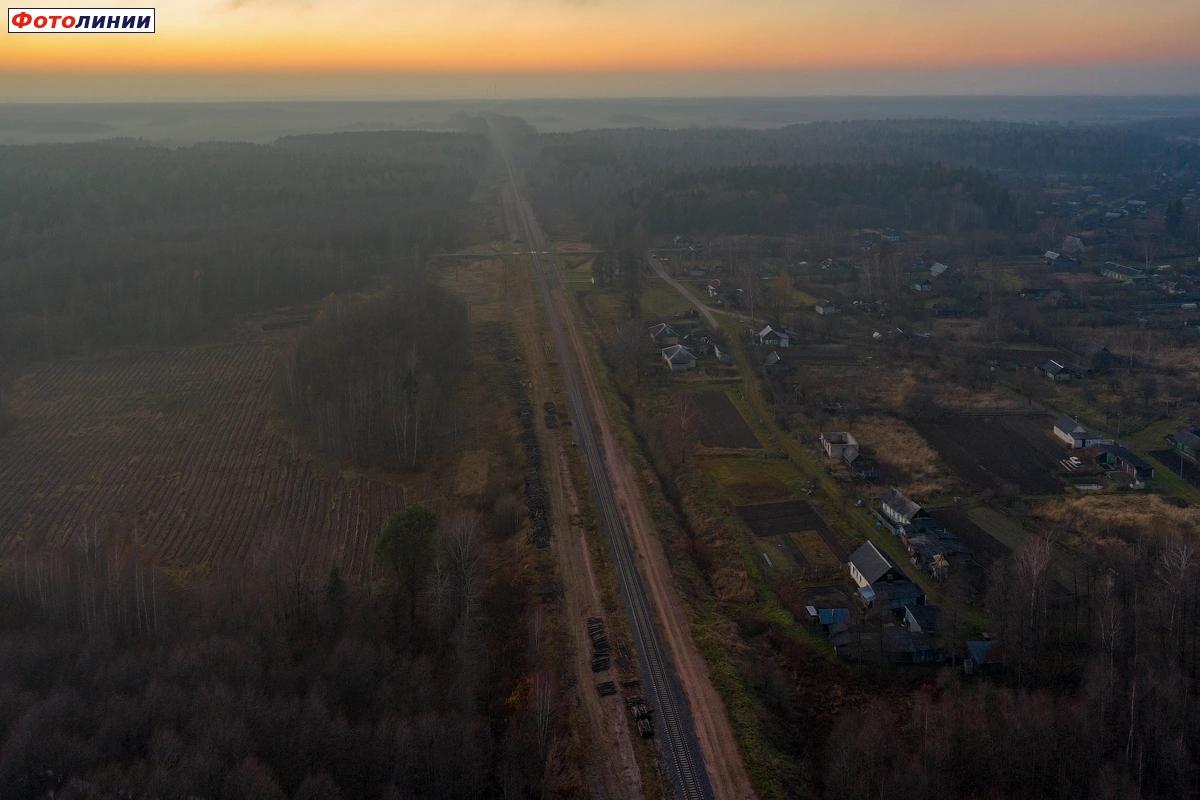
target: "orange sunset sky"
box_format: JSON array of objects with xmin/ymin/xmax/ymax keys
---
[{"xmin": 2, "ymin": 0, "xmax": 1199, "ymax": 99}]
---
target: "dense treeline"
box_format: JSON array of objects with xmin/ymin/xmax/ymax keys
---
[
  {"xmin": 278, "ymin": 285, "xmax": 468, "ymax": 470},
  {"xmin": 0, "ymin": 132, "xmax": 487, "ymax": 363},
  {"xmin": 0, "ymin": 507, "xmax": 551, "ymax": 799},
  {"xmin": 629, "ymin": 162, "xmax": 1030, "ymax": 237},
  {"xmin": 527, "ymin": 118, "xmax": 1196, "ymax": 242},
  {"xmin": 825, "ymin": 533, "xmax": 1200, "ymax": 799},
  {"xmin": 538, "ymin": 119, "xmax": 1197, "ymax": 176}
]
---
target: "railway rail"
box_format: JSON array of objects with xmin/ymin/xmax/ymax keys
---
[{"xmin": 491, "ymin": 126, "xmax": 713, "ymax": 800}]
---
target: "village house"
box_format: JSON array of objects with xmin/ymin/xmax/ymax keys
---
[
  {"xmin": 880, "ymin": 487, "xmax": 926, "ymax": 529},
  {"xmin": 755, "ymin": 324, "xmax": 791, "ymax": 348},
  {"xmin": 647, "ymin": 322, "xmax": 679, "ymax": 345},
  {"xmin": 712, "ymin": 343, "xmax": 733, "ymax": 365},
  {"xmin": 911, "ymin": 279, "xmax": 933, "ymax": 293},
  {"xmin": 848, "ymin": 540, "xmax": 904, "ymax": 590},
  {"xmin": 660, "ymin": 344, "xmax": 696, "ymax": 372},
  {"xmin": 1053, "ymin": 415, "xmax": 1107, "ymax": 449},
  {"xmin": 929, "ymin": 261, "xmax": 951, "ymax": 278}
]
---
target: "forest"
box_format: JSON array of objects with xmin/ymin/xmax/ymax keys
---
[
  {"xmin": 0, "ymin": 505, "xmax": 551, "ymax": 799},
  {"xmin": 528, "ymin": 118, "xmax": 1197, "ymax": 244},
  {"xmin": 277, "ymin": 285, "xmax": 469, "ymax": 470},
  {"xmin": 826, "ymin": 531, "xmax": 1200, "ymax": 800},
  {"xmin": 627, "ymin": 162, "xmax": 1030, "ymax": 237},
  {"xmin": 536, "ymin": 119, "xmax": 1199, "ymax": 176},
  {"xmin": 0, "ymin": 132, "xmax": 487, "ymax": 364}
]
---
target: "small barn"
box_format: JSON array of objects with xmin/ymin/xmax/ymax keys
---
[
  {"xmin": 819, "ymin": 431, "xmax": 860, "ymax": 462},
  {"xmin": 814, "ymin": 300, "xmax": 840, "ymax": 316},
  {"xmin": 1039, "ymin": 359, "xmax": 1071, "ymax": 382},
  {"xmin": 1097, "ymin": 444, "xmax": 1154, "ymax": 483},
  {"xmin": 648, "ymin": 322, "xmax": 679, "ymax": 345}
]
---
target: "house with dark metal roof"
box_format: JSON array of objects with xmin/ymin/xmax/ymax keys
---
[
  {"xmin": 1039, "ymin": 359, "xmax": 1072, "ymax": 382},
  {"xmin": 905, "ymin": 604, "xmax": 941, "ymax": 634},
  {"xmin": 847, "ymin": 540, "xmax": 903, "ymax": 589},
  {"xmin": 860, "ymin": 580, "xmax": 925, "ymax": 612},
  {"xmin": 832, "ymin": 625, "xmax": 943, "ymax": 664}
]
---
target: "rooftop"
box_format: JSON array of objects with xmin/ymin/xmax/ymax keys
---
[
  {"xmin": 848, "ymin": 540, "xmax": 896, "ymax": 585},
  {"xmin": 881, "ymin": 487, "xmax": 923, "ymax": 521}
]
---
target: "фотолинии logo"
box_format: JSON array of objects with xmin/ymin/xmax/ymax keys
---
[{"xmin": 7, "ymin": 7, "xmax": 155, "ymax": 33}]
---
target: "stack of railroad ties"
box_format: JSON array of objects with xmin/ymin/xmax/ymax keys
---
[
  {"xmin": 589, "ymin": 616, "xmax": 611, "ymax": 682},
  {"xmin": 589, "ymin": 617, "xmax": 655, "ymax": 738},
  {"xmin": 508, "ymin": 373, "xmax": 549, "ymax": 549}
]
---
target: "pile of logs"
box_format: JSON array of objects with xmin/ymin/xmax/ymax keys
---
[{"xmin": 588, "ymin": 616, "xmax": 610, "ymax": 673}]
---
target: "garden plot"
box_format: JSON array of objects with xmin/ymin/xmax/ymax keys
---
[
  {"xmin": 913, "ymin": 413, "xmax": 1065, "ymax": 496},
  {"xmin": 738, "ymin": 500, "xmax": 846, "ymax": 575},
  {"xmin": 695, "ymin": 391, "xmax": 762, "ymax": 449}
]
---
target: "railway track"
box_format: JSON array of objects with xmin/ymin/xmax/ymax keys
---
[{"xmin": 492, "ymin": 127, "xmax": 714, "ymax": 800}]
